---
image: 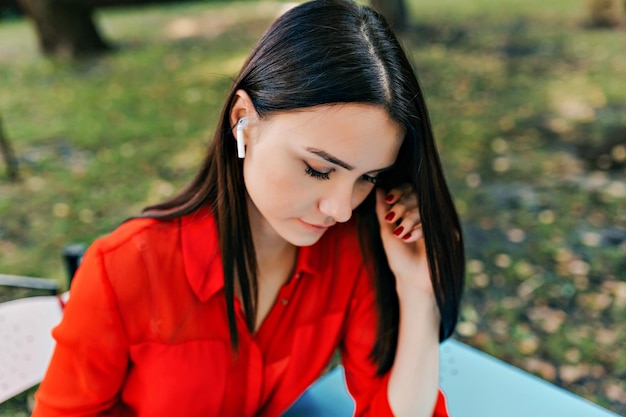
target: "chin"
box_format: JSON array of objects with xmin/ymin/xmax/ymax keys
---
[
  {"xmin": 282, "ymin": 230, "xmax": 328, "ymax": 247},
  {"xmin": 287, "ymin": 235, "xmax": 325, "ymax": 247}
]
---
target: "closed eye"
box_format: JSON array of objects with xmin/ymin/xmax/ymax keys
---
[
  {"xmin": 304, "ymin": 163, "xmax": 331, "ymax": 180},
  {"xmin": 360, "ymin": 174, "xmax": 379, "ymax": 185},
  {"xmin": 305, "ymin": 162, "xmax": 381, "ymax": 185}
]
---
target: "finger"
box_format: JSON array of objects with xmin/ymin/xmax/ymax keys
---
[
  {"xmin": 375, "ymin": 188, "xmax": 396, "ymax": 238},
  {"xmin": 383, "ymin": 183, "xmax": 413, "ymax": 205},
  {"xmin": 377, "ymin": 189, "xmax": 428, "ymax": 279},
  {"xmin": 377, "ymin": 189, "xmax": 423, "ymax": 243},
  {"xmin": 391, "ymin": 209, "xmax": 422, "ymax": 238},
  {"xmin": 384, "ymin": 195, "xmax": 419, "ymax": 225},
  {"xmin": 398, "ymin": 222, "xmax": 424, "ymax": 243},
  {"xmin": 375, "ymin": 188, "xmax": 390, "ymax": 225}
]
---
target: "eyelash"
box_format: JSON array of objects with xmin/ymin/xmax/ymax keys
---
[
  {"xmin": 361, "ymin": 175, "xmax": 379, "ymax": 185},
  {"xmin": 304, "ymin": 164, "xmax": 331, "ymax": 180},
  {"xmin": 304, "ymin": 164, "xmax": 379, "ymax": 185}
]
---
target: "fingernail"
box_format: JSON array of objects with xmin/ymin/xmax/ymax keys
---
[
  {"xmin": 385, "ymin": 194, "xmax": 394, "ymax": 203},
  {"xmin": 393, "ymin": 226, "xmax": 404, "ymax": 236},
  {"xmin": 385, "ymin": 212, "xmax": 395, "ymax": 222},
  {"xmin": 403, "ymin": 232, "xmax": 412, "ymax": 240}
]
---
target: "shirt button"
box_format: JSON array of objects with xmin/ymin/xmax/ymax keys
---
[{"xmin": 280, "ymin": 298, "xmax": 288, "ymax": 306}]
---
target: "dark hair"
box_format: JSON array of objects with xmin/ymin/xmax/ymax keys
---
[{"xmin": 145, "ymin": 0, "xmax": 464, "ymax": 375}]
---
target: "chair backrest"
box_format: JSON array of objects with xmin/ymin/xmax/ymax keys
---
[
  {"xmin": 0, "ymin": 294, "xmax": 66, "ymax": 403},
  {"xmin": 0, "ymin": 274, "xmax": 59, "ymax": 296},
  {"xmin": 0, "ymin": 244, "xmax": 81, "ymax": 404},
  {"xmin": 62, "ymin": 244, "xmax": 85, "ymax": 286}
]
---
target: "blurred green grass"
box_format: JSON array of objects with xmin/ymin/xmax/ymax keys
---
[{"xmin": 1, "ymin": 0, "xmax": 625, "ymax": 415}]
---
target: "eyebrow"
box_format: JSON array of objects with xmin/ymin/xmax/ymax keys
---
[
  {"xmin": 307, "ymin": 148, "xmax": 354, "ymax": 170},
  {"xmin": 305, "ymin": 147, "xmax": 395, "ymax": 174}
]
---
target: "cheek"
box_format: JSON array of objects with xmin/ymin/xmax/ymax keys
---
[
  {"xmin": 244, "ymin": 157, "xmax": 309, "ymax": 211},
  {"xmin": 351, "ymin": 183, "xmax": 375, "ymax": 210}
]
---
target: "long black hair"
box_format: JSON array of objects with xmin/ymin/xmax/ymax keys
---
[{"xmin": 144, "ymin": 0, "xmax": 464, "ymax": 375}]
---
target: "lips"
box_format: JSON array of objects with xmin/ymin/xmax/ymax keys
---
[{"xmin": 298, "ymin": 219, "xmax": 332, "ymax": 232}]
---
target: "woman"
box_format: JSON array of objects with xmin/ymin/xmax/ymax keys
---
[{"xmin": 33, "ymin": 1, "xmax": 464, "ymax": 416}]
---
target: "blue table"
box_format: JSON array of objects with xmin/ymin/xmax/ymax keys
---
[{"xmin": 283, "ymin": 339, "xmax": 622, "ymax": 417}]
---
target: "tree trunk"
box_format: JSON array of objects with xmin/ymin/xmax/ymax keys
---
[
  {"xmin": 371, "ymin": 0, "xmax": 409, "ymax": 33},
  {"xmin": 586, "ymin": 0, "xmax": 624, "ymax": 27},
  {"xmin": 0, "ymin": 118, "xmax": 19, "ymax": 182},
  {"xmin": 17, "ymin": 0, "xmax": 110, "ymax": 59}
]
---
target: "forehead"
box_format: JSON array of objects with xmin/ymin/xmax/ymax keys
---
[{"xmin": 262, "ymin": 104, "xmax": 404, "ymax": 168}]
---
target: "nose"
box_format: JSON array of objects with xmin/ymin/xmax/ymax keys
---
[{"xmin": 318, "ymin": 185, "xmax": 354, "ymax": 224}]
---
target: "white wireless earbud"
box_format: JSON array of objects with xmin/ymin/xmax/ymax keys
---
[{"xmin": 236, "ymin": 118, "xmax": 248, "ymax": 158}]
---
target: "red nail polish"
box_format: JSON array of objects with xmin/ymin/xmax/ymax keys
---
[
  {"xmin": 385, "ymin": 194, "xmax": 394, "ymax": 203},
  {"xmin": 393, "ymin": 226, "xmax": 404, "ymax": 236},
  {"xmin": 403, "ymin": 232, "xmax": 412, "ymax": 240},
  {"xmin": 385, "ymin": 212, "xmax": 395, "ymax": 222}
]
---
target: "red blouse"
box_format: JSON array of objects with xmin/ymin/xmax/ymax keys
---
[{"xmin": 33, "ymin": 209, "xmax": 450, "ymax": 417}]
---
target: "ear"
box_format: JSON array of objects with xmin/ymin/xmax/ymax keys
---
[{"xmin": 229, "ymin": 89, "xmax": 257, "ymax": 140}]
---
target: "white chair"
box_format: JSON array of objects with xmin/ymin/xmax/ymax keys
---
[{"xmin": 0, "ymin": 293, "xmax": 66, "ymax": 403}]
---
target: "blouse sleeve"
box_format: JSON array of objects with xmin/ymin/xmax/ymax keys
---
[
  {"xmin": 340, "ymin": 267, "xmax": 450, "ymax": 417},
  {"xmin": 32, "ymin": 241, "xmax": 130, "ymax": 417}
]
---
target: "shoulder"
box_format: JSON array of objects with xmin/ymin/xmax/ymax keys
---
[
  {"xmin": 93, "ymin": 217, "xmax": 178, "ymax": 255},
  {"xmin": 87, "ymin": 208, "xmax": 217, "ymax": 274},
  {"xmin": 77, "ymin": 212, "xmax": 215, "ymax": 304},
  {"xmin": 78, "ymin": 217, "xmax": 184, "ymax": 293}
]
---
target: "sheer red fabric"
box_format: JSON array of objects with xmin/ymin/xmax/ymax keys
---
[{"xmin": 33, "ymin": 209, "xmax": 450, "ymax": 417}]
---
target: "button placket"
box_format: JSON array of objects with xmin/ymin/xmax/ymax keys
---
[
  {"xmin": 279, "ymin": 270, "xmax": 303, "ymax": 306},
  {"xmin": 244, "ymin": 341, "xmax": 264, "ymax": 416}
]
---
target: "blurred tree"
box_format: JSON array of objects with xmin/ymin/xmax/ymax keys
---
[
  {"xmin": 370, "ymin": 0, "xmax": 408, "ymax": 32},
  {"xmin": 0, "ymin": 117, "xmax": 19, "ymax": 181},
  {"xmin": 586, "ymin": 0, "xmax": 624, "ymax": 27},
  {"xmin": 17, "ymin": 0, "xmax": 110, "ymax": 58}
]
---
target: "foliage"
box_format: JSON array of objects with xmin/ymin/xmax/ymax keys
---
[
  {"xmin": 0, "ymin": 0, "xmax": 625, "ymax": 414},
  {"xmin": 404, "ymin": 1, "xmax": 626, "ymax": 413}
]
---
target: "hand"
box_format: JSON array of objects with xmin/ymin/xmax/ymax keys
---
[{"xmin": 375, "ymin": 186, "xmax": 435, "ymax": 298}]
